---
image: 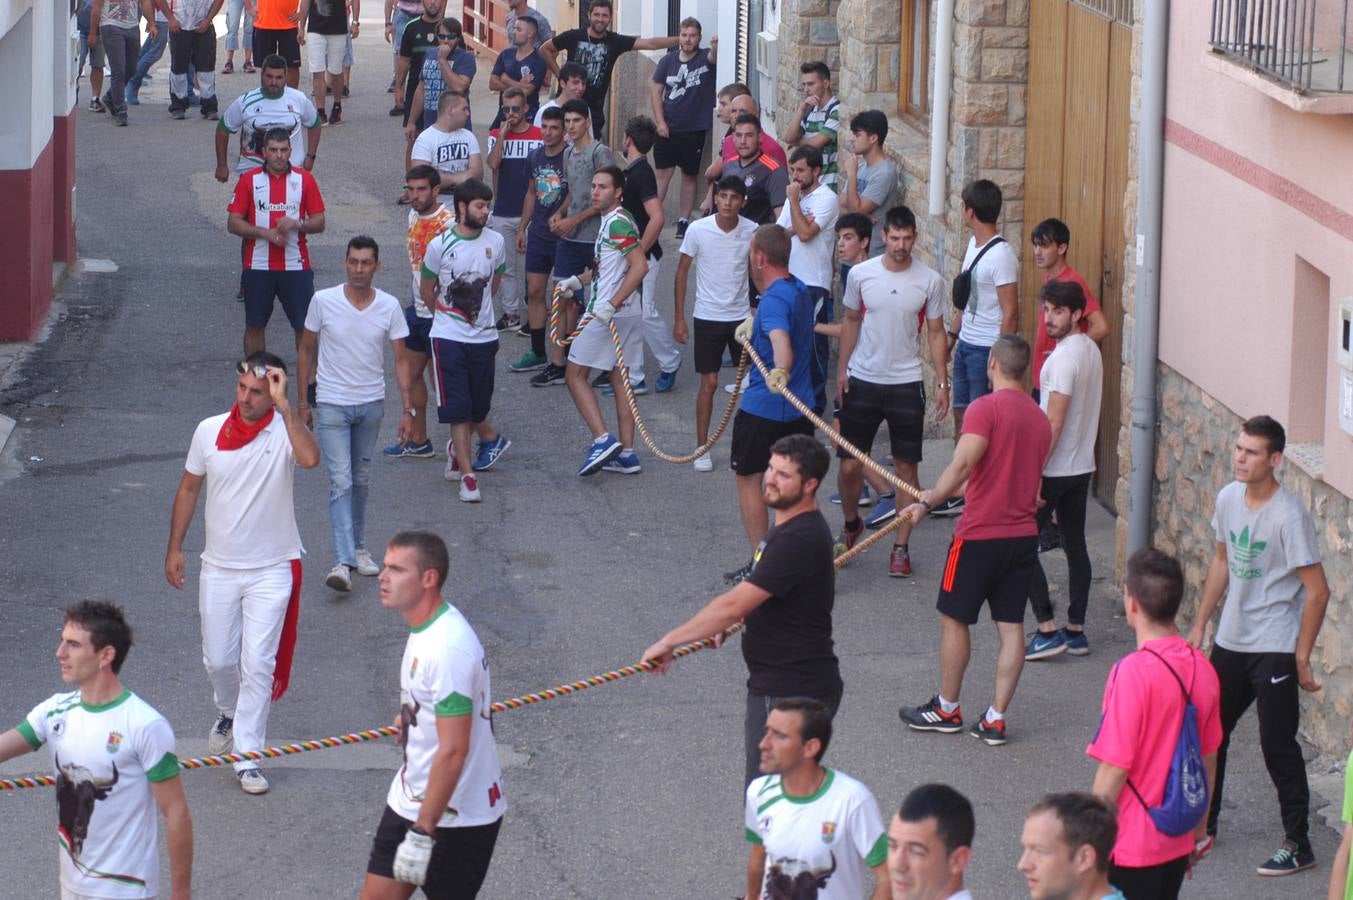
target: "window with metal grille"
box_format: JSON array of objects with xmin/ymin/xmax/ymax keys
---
[{"xmin": 1070, "ymin": 0, "xmax": 1133, "ymax": 26}]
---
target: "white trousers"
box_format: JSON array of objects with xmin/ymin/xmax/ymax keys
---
[
  {"xmin": 639, "ymin": 253, "xmax": 681, "ymax": 377},
  {"xmin": 489, "ymin": 215, "xmax": 524, "ymax": 317},
  {"xmin": 198, "ymin": 560, "xmax": 294, "ymax": 772}
]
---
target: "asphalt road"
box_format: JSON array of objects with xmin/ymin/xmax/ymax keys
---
[{"xmin": 0, "ymin": 26, "xmax": 1338, "ymax": 900}]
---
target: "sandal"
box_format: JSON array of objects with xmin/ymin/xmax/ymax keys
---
[
  {"xmin": 243, "ymin": 60, "xmax": 257, "ymax": 73},
  {"xmin": 221, "ymin": 60, "xmax": 234, "ymax": 75}
]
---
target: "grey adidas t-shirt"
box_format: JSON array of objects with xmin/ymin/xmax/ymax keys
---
[
  {"xmin": 856, "ymin": 156, "xmax": 897, "ymax": 257},
  {"xmin": 1212, "ymin": 481, "xmax": 1320, "ymax": 654}
]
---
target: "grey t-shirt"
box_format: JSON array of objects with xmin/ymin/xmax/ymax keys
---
[
  {"xmin": 1212, "ymin": 481, "xmax": 1320, "ymax": 654},
  {"xmin": 855, "ymin": 156, "xmax": 897, "ymax": 257},
  {"xmin": 562, "ymin": 141, "xmax": 614, "ymax": 242}
]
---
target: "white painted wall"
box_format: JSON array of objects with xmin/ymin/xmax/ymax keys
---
[{"xmin": 0, "ymin": 0, "xmax": 57, "ymax": 171}]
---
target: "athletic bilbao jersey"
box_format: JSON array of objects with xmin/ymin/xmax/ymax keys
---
[
  {"xmin": 387, "ymin": 603, "xmax": 506, "ymax": 828},
  {"xmin": 18, "ymin": 690, "xmax": 180, "ymax": 899},
  {"xmin": 588, "ymin": 206, "xmax": 643, "ymax": 318},
  {"xmin": 406, "ymin": 204, "xmax": 456, "ymax": 316},
  {"xmin": 745, "ymin": 769, "xmax": 887, "ymax": 900},
  {"xmin": 227, "ymin": 166, "xmax": 325, "ymax": 271}
]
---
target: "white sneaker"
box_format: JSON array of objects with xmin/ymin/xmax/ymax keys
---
[
  {"xmin": 325, "ymin": 564, "xmax": 352, "ymax": 591},
  {"xmin": 724, "ymin": 373, "xmax": 751, "ymax": 395},
  {"xmin": 693, "ymin": 453, "xmax": 714, "ymax": 472},
  {"xmin": 459, "ymin": 473, "xmax": 481, "ymax": 502},
  {"xmin": 237, "ymin": 767, "xmax": 269, "ymax": 795},
  {"xmin": 354, "ymin": 548, "xmax": 380, "ymax": 576},
  {"xmin": 207, "ymin": 715, "xmax": 234, "ymax": 754},
  {"xmin": 443, "ymin": 439, "xmax": 461, "ymax": 481}
]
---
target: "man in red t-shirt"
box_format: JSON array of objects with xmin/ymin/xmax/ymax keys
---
[
  {"xmin": 897, "ymin": 334, "xmax": 1051, "ymax": 747},
  {"xmin": 1030, "ymin": 217, "xmax": 1109, "ymax": 394}
]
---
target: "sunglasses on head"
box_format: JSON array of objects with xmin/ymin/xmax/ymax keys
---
[{"xmin": 236, "ymin": 361, "xmax": 269, "ymax": 379}]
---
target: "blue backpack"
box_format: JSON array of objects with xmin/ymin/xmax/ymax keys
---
[{"xmin": 1125, "ymin": 647, "xmax": 1209, "ymax": 837}]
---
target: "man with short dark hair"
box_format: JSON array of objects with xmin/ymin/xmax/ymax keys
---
[
  {"xmin": 783, "ymin": 60, "xmax": 840, "ymax": 187},
  {"xmin": 899, "ymin": 334, "xmax": 1050, "ymax": 747},
  {"xmin": 1187, "ymin": 414, "xmax": 1330, "ymax": 877},
  {"xmin": 650, "ymin": 18, "xmax": 717, "ymax": 238},
  {"xmin": 642, "ymin": 434, "xmax": 842, "ymax": 786},
  {"xmin": 411, "ymin": 89, "xmax": 484, "ymax": 191},
  {"xmin": 504, "ymin": 0, "xmax": 551, "ymax": 49},
  {"xmin": 0, "ymin": 603, "xmax": 194, "ymax": 899},
  {"xmin": 215, "ymin": 55, "xmax": 321, "ymax": 180},
  {"xmin": 486, "ymin": 86, "xmax": 544, "ymax": 333},
  {"xmin": 1087, "ymin": 548, "xmax": 1222, "ymax": 899},
  {"xmin": 89, "ymin": 0, "xmax": 157, "ymax": 126},
  {"xmin": 300, "ymin": 0, "xmax": 357, "ymax": 125},
  {"xmin": 539, "ymin": 0, "xmax": 677, "ymax": 138},
  {"xmin": 1029, "ymin": 217, "xmax": 1109, "ymax": 397},
  {"xmin": 252, "ymin": 0, "xmax": 307, "ymax": 87},
  {"xmin": 510, "ymin": 105, "xmax": 568, "ymax": 373},
  {"xmin": 393, "ymin": 0, "xmax": 445, "ymax": 119},
  {"xmin": 489, "ymin": 15, "xmax": 548, "ymax": 125},
  {"xmin": 840, "ymin": 110, "xmax": 896, "ymax": 257},
  {"xmin": 1019, "ymin": 793, "xmax": 1122, "ymax": 900},
  {"xmin": 887, "ymin": 783, "xmax": 975, "ymax": 900},
  {"xmin": 532, "ymin": 60, "xmax": 587, "ymax": 137},
  {"xmin": 745, "ymin": 698, "xmax": 889, "ymax": 900},
  {"xmin": 777, "ymin": 144, "xmax": 839, "ymax": 415},
  {"xmin": 723, "ymin": 114, "xmax": 787, "ymax": 226},
  {"xmin": 165, "ymin": 353, "xmax": 321, "ymax": 795},
  {"xmin": 361, "ymin": 530, "xmax": 504, "ymax": 898}
]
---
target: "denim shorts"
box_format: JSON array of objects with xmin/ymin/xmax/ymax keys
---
[{"xmin": 951, "ymin": 338, "xmax": 992, "ymax": 409}]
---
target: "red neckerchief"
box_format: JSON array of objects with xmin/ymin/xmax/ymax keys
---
[{"xmin": 216, "ymin": 404, "xmax": 275, "ymax": 450}]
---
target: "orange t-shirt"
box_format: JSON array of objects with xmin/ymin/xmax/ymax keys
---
[{"xmin": 255, "ymin": 0, "xmax": 300, "ymax": 30}]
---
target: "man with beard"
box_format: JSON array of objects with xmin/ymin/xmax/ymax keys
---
[{"xmin": 642, "ymin": 434, "xmax": 841, "ymax": 787}]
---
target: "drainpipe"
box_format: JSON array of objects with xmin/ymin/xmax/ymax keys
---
[
  {"xmin": 1127, "ymin": 2, "xmax": 1168, "ymax": 555},
  {"xmin": 927, "ymin": 0, "xmax": 955, "ymax": 216}
]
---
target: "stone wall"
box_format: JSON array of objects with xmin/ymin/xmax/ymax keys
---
[{"xmin": 1152, "ymin": 363, "xmax": 1353, "ymax": 760}]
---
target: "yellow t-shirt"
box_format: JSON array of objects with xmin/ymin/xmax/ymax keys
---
[{"xmin": 255, "ymin": 0, "xmax": 299, "ymax": 31}]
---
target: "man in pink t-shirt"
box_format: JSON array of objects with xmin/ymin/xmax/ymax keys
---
[
  {"xmin": 1030, "ymin": 218, "xmax": 1109, "ymax": 392},
  {"xmin": 898, "ymin": 334, "xmax": 1051, "ymax": 747},
  {"xmin": 1087, "ymin": 548, "xmax": 1222, "ymax": 899}
]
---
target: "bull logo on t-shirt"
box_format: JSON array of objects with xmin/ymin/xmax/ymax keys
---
[
  {"xmin": 54, "ymin": 754, "xmax": 119, "ymax": 858},
  {"xmin": 398, "ymin": 698, "xmax": 420, "ymax": 767},
  {"xmin": 438, "ymin": 275, "xmax": 491, "ymax": 323},
  {"xmin": 765, "ymin": 852, "xmax": 837, "ymax": 899}
]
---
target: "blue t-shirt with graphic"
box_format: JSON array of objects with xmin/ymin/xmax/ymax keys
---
[
  {"xmin": 525, "ymin": 145, "xmax": 568, "ymax": 239},
  {"xmin": 421, "ymin": 49, "xmax": 477, "ymax": 128},
  {"xmin": 651, "ymin": 47, "xmax": 717, "ymax": 133},
  {"xmin": 740, "ymin": 276, "xmax": 816, "ymax": 422}
]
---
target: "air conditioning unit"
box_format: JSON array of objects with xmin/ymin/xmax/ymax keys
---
[{"xmin": 755, "ymin": 31, "xmax": 777, "ymax": 122}]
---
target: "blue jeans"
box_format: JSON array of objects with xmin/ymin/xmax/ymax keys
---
[
  {"xmin": 127, "ymin": 23, "xmax": 167, "ymax": 92},
  {"xmin": 314, "ymin": 401, "xmax": 384, "ymax": 567},
  {"xmin": 392, "ymin": 8, "xmax": 413, "ymax": 74},
  {"xmin": 952, "ymin": 338, "xmax": 992, "ymax": 409},
  {"xmin": 225, "ymin": 0, "xmax": 254, "ymax": 53},
  {"xmin": 808, "ymin": 286, "xmax": 833, "ymax": 416}
]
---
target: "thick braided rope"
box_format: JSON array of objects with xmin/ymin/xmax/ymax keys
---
[
  {"xmin": 546, "ymin": 284, "xmax": 593, "ymax": 348},
  {"xmin": 607, "ymin": 320, "xmax": 749, "ymax": 464}
]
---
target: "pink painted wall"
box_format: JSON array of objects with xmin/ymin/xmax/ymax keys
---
[{"xmin": 1159, "ymin": 1, "xmax": 1353, "ymax": 495}]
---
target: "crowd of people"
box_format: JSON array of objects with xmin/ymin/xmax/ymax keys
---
[{"xmin": 26, "ymin": 1, "xmax": 1343, "ymax": 898}]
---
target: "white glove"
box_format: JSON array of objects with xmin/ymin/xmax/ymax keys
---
[
  {"xmin": 557, "ymin": 275, "xmax": 583, "ymax": 299},
  {"xmin": 767, "ymin": 367, "xmax": 789, "ymax": 394},
  {"xmin": 591, "ymin": 301, "xmax": 616, "ymax": 325},
  {"xmin": 733, "ymin": 315, "xmax": 755, "ymax": 345},
  {"xmin": 392, "ymin": 827, "xmax": 434, "ymax": 885}
]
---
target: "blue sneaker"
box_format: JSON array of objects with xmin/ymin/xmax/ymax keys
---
[
  {"xmin": 600, "ymin": 378, "xmax": 648, "ymax": 397},
  {"xmin": 472, "ymin": 435, "xmax": 511, "ymax": 471},
  {"xmin": 866, "ymin": 494, "xmax": 897, "ymax": 528},
  {"xmin": 655, "ymin": 368, "xmax": 678, "ymax": 393},
  {"xmin": 383, "ymin": 439, "xmax": 435, "ymax": 458},
  {"xmin": 125, "ymin": 87, "xmax": 140, "ymax": 105},
  {"xmin": 602, "ymin": 450, "xmax": 641, "ymax": 474},
  {"xmin": 578, "ymin": 434, "xmax": 622, "ymax": 476},
  {"xmin": 1025, "ymin": 630, "xmax": 1068, "ymax": 661},
  {"xmin": 1063, "ymin": 629, "xmax": 1090, "ymax": 656}
]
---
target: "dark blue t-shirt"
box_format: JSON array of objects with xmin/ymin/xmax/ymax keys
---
[
  {"xmin": 740, "ymin": 276, "xmax": 816, "ymax": 422},
  {"xmin": 488, "ymin": 125, "xmax": 544, "ymax": 218},
  {"xmin": 525, "ymin": 145, "xmax": 568, "ymax": 238},
  {"xmin": 651, "ymin": 47, "xmax": 717, "ymax": 133},
  {"xmin": 491, "ymin": 47, "xmax": 548, "ymax": 115}
]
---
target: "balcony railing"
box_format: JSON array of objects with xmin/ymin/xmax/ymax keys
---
[{"xmin": 1210, "ymin": 0, "xmax": 1353, "ymax": 92}]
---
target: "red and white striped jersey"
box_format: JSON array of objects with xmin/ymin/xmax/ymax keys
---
[{"xmin": 227, "ymin": 166, "xmax": 326, "ymax": 271}]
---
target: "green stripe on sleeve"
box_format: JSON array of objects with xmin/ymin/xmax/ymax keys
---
[
  {"xmin": 421, "ymin": 263, "xmax": 439, "ymax": 279},
  {"xmin": 865, "ymin": 832, "xmax": 887, "ymax": 868},
  {"xmin": 435, "ymin": 691, "xmax": 473, "ymax": 717},
  {"xmin": 15, "ymin": 720, "xmax": 41, "ymax": 751},
  {"xmin": 145, "ymin": 752, "xmax": 181, "ymax": 783},
  {"xmin": 744, "ymin": 826, "xmax": 762, "ymax": 845}
]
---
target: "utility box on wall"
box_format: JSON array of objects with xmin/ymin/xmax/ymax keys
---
[
  {"xmin": 755, "ymin": 30, "xmax": 777, "ymax": 125},
  {"xmin": 1339, "ymin": 299, "xmax": 1353, "ymax": 436}
]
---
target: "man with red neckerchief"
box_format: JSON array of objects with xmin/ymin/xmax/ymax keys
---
[{"xmin": 164, "ymin": 352, "xmax": 320, "ymax": 796}]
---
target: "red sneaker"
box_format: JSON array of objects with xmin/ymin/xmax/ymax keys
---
[
  {"xmin": 888, "ymin": 545, "xmax": 913, "ymax": 577},
  {"xmin": 832, "ymin": 518, "xmax": 864, "ymax": 556}
]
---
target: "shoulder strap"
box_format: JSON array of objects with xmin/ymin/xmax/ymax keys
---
[
  {"xmin": 1124, "ymin": 646, "xmax": 1194, "ymax": 814},
  {"xmin": 962, "ymin": 235, "xmax": 1006, "ymax": 276}
]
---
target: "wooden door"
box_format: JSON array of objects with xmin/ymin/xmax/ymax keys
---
[{"xmin": 1023, "ymin": 0, "xmax": 1132, "ymax": 509}]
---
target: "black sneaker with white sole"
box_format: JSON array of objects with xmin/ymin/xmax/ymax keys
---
[
  {"xmin": 1256, "ymin": 840, "xmax": 1315, "ymax": 876},
  {"xmin": 529, "ymin": 363, "xmax": 567, "ymax": 387},
  {"xmin": 929, "ymin": 496, "xmax": 965, "ymax": 517}
]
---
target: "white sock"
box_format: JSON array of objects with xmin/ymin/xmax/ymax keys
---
[
  {"xmin": 938, "ymin": 695, "xmax": 959, "ymax": 714},
  {"xmin": 985, "ymin": 706, "xmax": 1005, "ymax": 722}
]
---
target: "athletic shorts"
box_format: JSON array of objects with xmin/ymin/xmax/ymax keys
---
[
  {"xmin": 936, "ymin": 535, "xmax": 1039, "ymax": 625},
  {"xmin": 568, "ymin": 313, "xmax": 643, "ymax": 373},
  {"xmin": 305, "ymin": 32, "xmax": 347, "ymax": 76},
  {"xmin": 524, "ymin": 229, "xmax": 558, "ymax": 275},
  {"xmin": 432, "ymin": 337, "xmax": 498, "ymax": 424},
  {"xmin": 694, "ymin": 318, "xmax": 743, "ymax": 374},
  {"xmin": 253, "ymin": 27, "xmax": 302, "ymax": 68},
  {"xmin": 366, "ymin": 805, "xmax": 502, "ymax": 900},
  {"xmin": 836, "ymin": 378, "xmax": 925, "ymax": 463},
  {"xmin": 654, "ymin": 129, "xmax": 706, "ymax": 176},
  {"xmin": 403, "ymin": 305, "xmax": 433, "ymax": 356},
  {"xmin": 729, "ymin": 410, "xmax": 815, "ymax": 476},
  {"xmin": 241, "ymin": 269, "xmax": 314, "ymax": 330},
  {"xmin": 553, "ymin": 238, "xmax": 592, "ymax": 280}
]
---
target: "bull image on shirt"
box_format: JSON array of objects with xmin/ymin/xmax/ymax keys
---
[
  {"xmin": 437, "ymin": 275, "xmax": 491, "ymax": 323},
  {"xmin": 54, "ymin": 754, "xmax": 119, "ymax": 857},
  {"xmin": 398, "ymin": 698, "xmax": 420, "ymax": 767},
  {"xmin": 764, "ymin": 852, "xmax": 837, "ymax": 899}
]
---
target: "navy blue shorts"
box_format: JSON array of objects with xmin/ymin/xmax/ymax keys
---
[
  {"xmin": 403, "ymin": 304, "xmax": 433, "ymax": 356},
  {"xmin": 242, "ymin": 269, "xmax": 314, "ymax": 330},
  {"xmin": 525, "ymin": 230, "xmax": 558, "ymax": 275},
  {"xmin": 553, "ymin": 238, "xmax": 592, "ymax": 279},
  {"xmin": 432, "ymin": 337, "xmax": 498, "ymax": 424}
]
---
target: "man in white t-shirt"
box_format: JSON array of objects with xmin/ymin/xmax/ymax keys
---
[
  {"xmin": 1025, "ymin": 280, "xmax": 1103, "ymax": 661},
  {"xmin": 411, "ymin": 90, "xmax": 485, "ymax": 194},
  {"xmin": 776, "ymin": 144, "xmax": 839, "ymax": 414},
  {"xmin": 673, "ymin": 175, "xmax": 758, "ymax": 472},
  {"xmin": 835, "ymin": 205, "xmax": 948, "ymax": 580},
  {"xmin": 214, "ymin": 56, "xmax": 322, "ymax": 180},
  {"xmin": 419, "ymin": 178, "xmax": 512, "ymax": 502},
  {"xmin": 362, "ymin": 530, "xmax": 505, "ymax": 897},
  {"xmin": 164, "ymin": 352, "xmax": 320, "ymax": 796},
  {"xmin": 532, "ymin": 60, "xmax": 587, "ymax": 145},
  {"xmin": 887, "ymin": 783, "xmax": 976, "ymax": 900},
  {"xmin": 298, "ymin": 236, "xmax": 414, "ymax": 593},
  {"xmin": 0, "ymin": 602, "xmax": 194, "ymax": 900},
  {"xmin": 745, "ymin": 698, "xmax": 889, "ymax": 900}
]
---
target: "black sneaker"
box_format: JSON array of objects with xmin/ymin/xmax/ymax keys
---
[
  {"xmin": 969, "ymin": 715, "xmax": 1008, "ymax": 746},
  {"xmin": 723, "ymin": 560, "xmax": 754, "ymax": 584},
  {"xmin": 929, "ymin": 496, "xmax": 965, "ymax": 517},
  {"xmin": 317, "ymin": 108, "xmax": 328, "ymax": 125},
  {"xmin": 675, "ymin": 218, "xmax": 689, "ymax": 239},
  {"xmin": 1038, "ymin": 520, "xmax": 1062, "ymax": 553},
  {"xmin": 899, "ymin": 696, "xmax": 963, "ymax": 733},
  {"xmin": 1256, "ymin": 841, "xmax": 1315, "ymax": 876},
  {"xmin": 389, "ymin": 104, "xmax": 404, "ymax": 117},
  {"xmin": 342, "ymin": 85, "xmax": 350, "ymax": 98},
  {"xmin": 591, "ymin": 371, "xmax": 610, "ymax": 388},
  {"xmin": 529, "ymin": 363, "xmax": 567, "ymax": 387},
  {"xmin": 329, "ymin": 103, "xmax": 342, "ymax": 126},
  {"xmin": 89, "ymin": 97, "xmax": 106, "ymax": 113}
]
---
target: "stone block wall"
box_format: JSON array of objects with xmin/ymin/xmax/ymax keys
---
[
  {"xmin": 773, "ymin": 0, "xmax": 844, "ymax": 138},
  {"xmin": 1152, "ymin": 364, "xmax": 1353, "ymax": 761}
]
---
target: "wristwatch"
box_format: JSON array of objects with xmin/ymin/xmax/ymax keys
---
[
  {"xmin": 937, "ymin": 381, "xmax": 952, "ymax": 390},
  {"xmin": 404, "ymin": 408, "xmax": 417, "ymax": 418}
]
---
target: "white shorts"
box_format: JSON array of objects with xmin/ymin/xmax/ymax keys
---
[
  {"xmin": 306, "ymin": 32, "xmax": 346, "ymax": 75},
  {"xmin": 568, "ymin": 313, "xmax": 644, "ymax": 373}
]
